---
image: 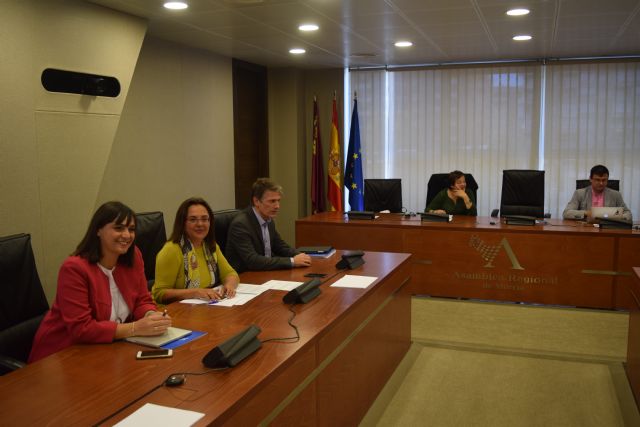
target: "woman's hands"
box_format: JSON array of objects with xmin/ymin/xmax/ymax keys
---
[
  {"xmin": 450, "ymin": 188, "xmax": 473, "ymax": 209},
  {"xmin": 189, "ymin": 287, "xmax": 224, "ymax": 300},
  {"xmin": 133, "ymin": 311, "xmax": 172, "ymax": 336},
  {"xmin": 222, "ymin": 275, "xmax": 239, "ymax": 298},
  {"xmin": 115, "ymin": 311, "xmax": 172, "ymax": 339}
]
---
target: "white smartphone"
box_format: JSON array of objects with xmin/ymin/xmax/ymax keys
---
[{"xmin": 136, "ymin": 349, "xmax": 173, "ymax": 359}]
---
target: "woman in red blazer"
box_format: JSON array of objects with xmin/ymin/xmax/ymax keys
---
[{"xmin": 29, "ymin": 201, "xmax": 172, "ymax": 362}]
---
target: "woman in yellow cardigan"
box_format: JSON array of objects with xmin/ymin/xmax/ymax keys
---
[{"xmin": 152, "ymin": 197, "xmax": 239, "ymax": 304}]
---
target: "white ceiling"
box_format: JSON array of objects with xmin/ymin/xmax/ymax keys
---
[{"xmin": 87, "ymin": 0, "xmax": 640, "ymax": 68}]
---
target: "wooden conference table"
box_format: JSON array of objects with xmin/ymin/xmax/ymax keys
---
[
  {"xmin": 296, "ymin": 212, "xmax": 640, "ymax": 310},
  {"xmin": 0, "ymin": 251, "xmax": 411, "ymax": 426}
]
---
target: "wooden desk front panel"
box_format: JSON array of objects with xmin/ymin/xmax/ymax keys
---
[
  {"xmin": 404, "ymin": 228, "xmax": 615, "ymax": 308},
  {"xmin": 627, "ymin": 268, "xmax": 640, "ymax": 408},
  {"xmin": 614, "ymin": 238, "xmax": 640, "ymax": 310},
  {"xmin": 316, "ymin": 263, "xmax": 411, "ymax": 426},
  {"xmin": 296, "ymin": 213, "xmax": 639, "ymax": 309}
]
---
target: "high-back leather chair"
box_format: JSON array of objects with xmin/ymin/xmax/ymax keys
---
[
  {"xmin": 576, "ymin": 179, "xmax": 619, "ymax": 191},
  {"xmin": 364, "ymin": 179, "xmax": 403, "ymax": 213},
  {"xmin": 135, "ymin": 212, "xmax": 167, "ymax": 289},
  {"xmin": 0, "ymin": 233, "xmax": 49, "ymax": 374},
  {"xmin": 500, "ymin": 170, "xmax": 545, "ymax": 217},
  {"xmin": 425, "ymin": 173, "xmax": 479, "ymax": 211},
  {"xmin": 213, "ymin": 209, "xmax": 241, "ymax": 253}
]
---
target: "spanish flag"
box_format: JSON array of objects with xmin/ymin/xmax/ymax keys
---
[{"xmin": 327, "ymin": 94, "xmax": 343, "ymax": 211}]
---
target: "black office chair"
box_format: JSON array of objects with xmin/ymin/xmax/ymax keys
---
[
  {"xmin": 576, "ymin": 179, "xmax": 619, "ymax": 191},
  {"xmin": 500, "ymin": 170, "xmax": 545, "ymax": 217},
  {"xmin": 364, "ymin": 179, "xmax": 403, "ymax": 213},
  {"xmin": 425, "ymin": 173, "xmax": 479, "ymax": 211},
  {"xmin": 0, "ymin": 233, "xmax": 49, "ymax": 374},
  {"xmin": 135, "ymin": 211, "xmax": 167, "ymax": 290},
  {"xmin": 213, "ymin": 209, "xmax": 241, "ymax": 254}
]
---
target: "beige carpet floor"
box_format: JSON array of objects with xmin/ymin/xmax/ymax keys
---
[{"xmin": 361, "ymin": 297, "xmax": 639, "ymax": 427}]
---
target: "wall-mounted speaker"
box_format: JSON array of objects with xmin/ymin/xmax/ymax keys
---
[{"xmin": 41, "ymin": 68, "xmax": 120, "ymax": 97}]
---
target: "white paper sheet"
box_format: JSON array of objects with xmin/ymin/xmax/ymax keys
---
[
  {"xmin": 114, "ymin": 403, "xmax": 204, "ymax": 427},
  {"xmin": 330, "ymin": 275, "xmax": 378, "ymax": 289},
  {"xmin": 179, "ymin": 283, "xmax": 269, "ymax": 307},
  {"xmin": 180, "ymin": 299, "xmax": 208, "ymax": 305},
  {"xmin": 261, "ymin": 279, "xmax": 304, "ymax": 291},
  {"xmin": 236, "ymin": 283, "xmax": 270, "ymax": 295}
]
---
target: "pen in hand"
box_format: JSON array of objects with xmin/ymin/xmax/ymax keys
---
[{"xmin": 162, "ymin": 309, "xmax": 168, "ymax": 317}]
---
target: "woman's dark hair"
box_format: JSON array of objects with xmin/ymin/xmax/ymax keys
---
[
  {"xmin": 73, "ymin": 201, "xmax": 136, "ymax": 266},
  {"xmin": 169, "ymin": 197, "xmax": 217, "ymax": 250},
  {"xmin": 448, "ymin": 170, "xmax": 465, "ymax": 188}
]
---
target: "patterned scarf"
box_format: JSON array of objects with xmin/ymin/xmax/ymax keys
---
[{"xmin": 179, "ymin": 235, "xmax": 218, "ymax": 289}]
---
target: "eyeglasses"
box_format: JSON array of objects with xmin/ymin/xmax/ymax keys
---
[{"xmin": 186, "ymin": 216, "xmax": 210, "ymax": 224}]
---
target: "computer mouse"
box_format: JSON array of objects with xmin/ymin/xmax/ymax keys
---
[{"xmin": 165, "ymin": 374, "xmax": 185, "ymax": 387}]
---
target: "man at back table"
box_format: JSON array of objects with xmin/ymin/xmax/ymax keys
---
[
  {"xmin": 563, "ymin": 164, "xmax": 632, "ymax": 221},
  {"xmin": 226, "ymin": 178, "xmax": 312, "ymax": 273}
]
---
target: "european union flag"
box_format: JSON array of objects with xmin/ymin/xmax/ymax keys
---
[{"xmin": 344, "ymin": 98, "xmax": 364, "ymax": 210}]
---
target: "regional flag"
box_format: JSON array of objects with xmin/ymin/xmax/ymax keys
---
[
  {"xmin": 311, "ymin": 96, "xmax": 326, "ymax": 213},
  {"xmin": 344, "ymin": 96, "xmax": 364, "ymax": 211},
  {"xmin": 327, "ymin": 94, "xmax": 343, "ymax": 211}
]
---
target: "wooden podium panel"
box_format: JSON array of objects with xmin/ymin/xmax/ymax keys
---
[
  {"xmin": 296, "ymin": 212, "xmax": 640, "ymax": 309},
  {"xmin": 0, "ymin": 251, "xmax": 411, "ymax": 426},
  {"xmin": 403, "ymin": 228, "xmax": 615, "ymax": 307},
  {"xmin": 627, "ymin": 267, "xmax": 640, "ymax": 408}
]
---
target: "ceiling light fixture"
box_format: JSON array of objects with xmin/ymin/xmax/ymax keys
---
[
  {"xmin": 506, "ymin": 8, "xmax": 530, "ymax": 16},
  {"xmin": 513, "ymin": 35, "xmax": 532, "ymax": 41},
  {"xmin": 164, "ymin": 2, "xmax": 188, "ymax": 10},
  {"xmin": 299, "ymin": 24, "xmax": 319, "ymax": 32},
  {"xmin": 395, "ymin": 41, "xmax": 413, "ymax": 47},
  {"xmin": 289, "ymin": 48, "xmax": 306, "ymax": 54}
]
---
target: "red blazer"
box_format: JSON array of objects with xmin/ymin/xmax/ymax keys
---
[{"xmin": 29, "ymin": 247, "xmax": 156, "ymax": 362}]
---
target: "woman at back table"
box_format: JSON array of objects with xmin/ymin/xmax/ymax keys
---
[
  {"xmin": 426, "ymin": 170, "xmax": 477, "ymax": 216},
  {"xmin": 29, "ymin": 201, "xmax": 171, "ymax": 363},
  {"xmin": 152, "ymin": 197, "xmax": 239, "ymax": 304}
]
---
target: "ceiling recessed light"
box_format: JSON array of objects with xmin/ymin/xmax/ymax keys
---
[
  {"xmin": 513, "ymin": 35, "xmax": 532, "ymax": 41},
  {"xmin": 506, "ymin": 8, "xmax": 530, "ymax": 16},
  {"xmin": 299, "ymin": 24, "xmax": 319, "ymax": 32},
  {"xmin": 164, "ymin": 2, "xmax": 188, "ymax": 10},
  {"xmin": 289, "ymin": 48, "xmax": 306, "ymax": 54},
  {"xmin": 395, "ymin": 41, "xmax": 413, "ymax": 47}
]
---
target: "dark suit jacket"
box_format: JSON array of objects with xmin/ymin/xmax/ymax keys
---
[{"xmin": 225, "ymin": 206, "xmax": 298, "ymax": 273}]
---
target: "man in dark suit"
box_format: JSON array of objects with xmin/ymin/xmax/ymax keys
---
[{"xmin": 225, "ymin": 178, "xmax": 312, "ymax": 273}]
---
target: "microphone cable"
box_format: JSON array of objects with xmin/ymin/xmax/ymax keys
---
[
  {"xmin": 260, "ymin": 304, "xmax": 300, "ymax": 343},
  {"xmin": 92, "ymin": 368, "xmax": 227, "ymax": 426},
  {"xmin": 261, "ymin": 268, "xmax": 347, "ymax": 344}
]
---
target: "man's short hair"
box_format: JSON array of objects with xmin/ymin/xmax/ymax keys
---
[
  {"xmin": 251, "ymin": 178, "xmax": 283, "ymax": 202},
  {"xmin": 590, "ymin": 165, "xmax": 609, "ymax": 178}
]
